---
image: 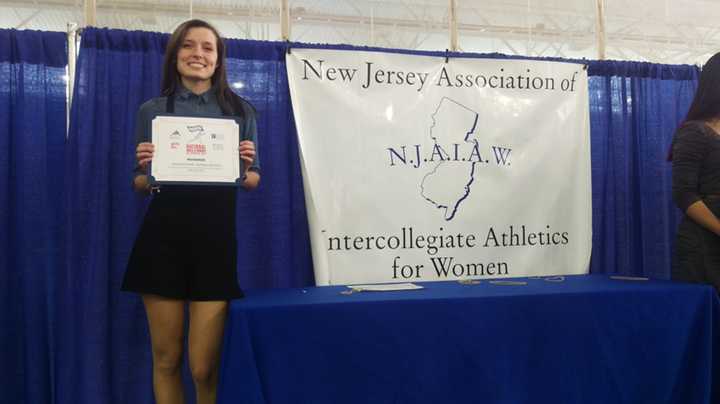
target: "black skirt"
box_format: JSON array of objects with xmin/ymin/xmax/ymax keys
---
[
  {"xmin": 122, "ymin": 185, "xmax": 244, "ymax": 300},
  {"xmin": 672, "ymin": 199, "xmax": 720, "ymax": 293}
]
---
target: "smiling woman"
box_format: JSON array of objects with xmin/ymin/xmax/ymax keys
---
[
  {"xmin": 120, "ymin": 19, "xmax": 261, "ymax": 404},
  {"xmin": 176, "ymin": 27, "xmax": 218, "ymax": 91}
]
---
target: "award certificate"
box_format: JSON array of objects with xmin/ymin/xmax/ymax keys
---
[{"xmin": 149, "ymin": 115, "xmax": 240, "ymax": 185}]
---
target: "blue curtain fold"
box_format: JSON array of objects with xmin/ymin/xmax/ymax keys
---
[
  {"xmin": 0, "ymin": 29, "xmax": 67, "ymax": 404},
  {"xmin": 586, "ymin": 63, "xmax": 699, "ymax": 276},
  {"xmin": 59, "ymin": 28, "xmax": 167, "ymax": 404}
]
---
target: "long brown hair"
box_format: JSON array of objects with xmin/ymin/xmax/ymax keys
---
[
  {"xmin": 668, "ymin": 52, "xmax": 720, "ymax": 161},
  {"xmin": 161, "ymin": 19, "xmax": 250, "ymax": 118},
  {"xmin": 683, "ymin": 52, "xmax": 720, "ymax": 124}
]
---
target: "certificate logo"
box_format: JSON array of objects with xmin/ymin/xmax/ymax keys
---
[
  {"xmin": 186, "ymin": 144, "xmax": 207, "ymax": 155},
  {"xmin": 187, "ymin": 125, "xmax": 207, "ymax": 142}
]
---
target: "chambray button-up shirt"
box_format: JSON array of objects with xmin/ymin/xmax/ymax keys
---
[{"xmin": 133, "ymin": 85, "xmax": 259, "ymax": 179}]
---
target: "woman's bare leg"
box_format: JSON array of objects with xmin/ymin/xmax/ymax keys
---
[
  {"xmin": 143, "ymin": 294, "xmax": 186, "ymax": 404},
  {"xmin": 188, "ymin": 300, "xmax": 228, "ymax": 404}
]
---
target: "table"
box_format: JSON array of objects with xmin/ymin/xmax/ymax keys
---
[{"xmin": 218, "ymin": 275, "xmax": 720, "ymax": 404}]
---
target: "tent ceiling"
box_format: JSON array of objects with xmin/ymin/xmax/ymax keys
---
[{"xmin": 0, "ymin": 0, "xmax": 717, "ymax": 65}]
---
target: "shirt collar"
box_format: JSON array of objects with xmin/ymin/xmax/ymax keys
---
[{"xmin": 176, "ymin": 84, "xmax": 215, "ymax": 104}]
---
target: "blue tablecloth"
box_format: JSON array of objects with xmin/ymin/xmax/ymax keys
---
[{"xmin": 218, "ymin": 275, "xmax": 720, "ymax": 404}]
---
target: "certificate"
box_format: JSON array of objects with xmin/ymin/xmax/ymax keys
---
[{"xmin": 149, "ymin": 115, "xmax": 240, "ymax": 185}]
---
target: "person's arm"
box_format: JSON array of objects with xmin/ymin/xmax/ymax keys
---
[
  {"xmin": 672, "ymin": 124, "xmax": 720, "ymax": 233},
  {"xmin": 685, "ymin": 200, "xmax": 720, "ymax": 235},
  {"xmin": 239, "ymin": 139, "xmax": 260, "ymax": 190},
  {"xmin": 133, "ymin": 173, "xmax": 150, "ymax": 193},
  {"xmin": 132, "ymin": 101, "xmax": 155, "ymax": 194},
  {"xmin": 133, "ymin": 142, "xmax": 155, "ymax": 193},
  {"xmin": 239, "ymin": 106, "xmax": 260, "ymax": 190},
  {"xmin": 242, "ymin": 170, "xmax": 260, "ymax": 190}
]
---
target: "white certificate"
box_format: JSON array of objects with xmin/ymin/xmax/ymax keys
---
[
  {"xmin": 149, "ymin": 115, "xmax": 240, "ymax": 185},
  {"xmin": 345, "ymin": 283, "xmax": 424, "ymax": 292}
]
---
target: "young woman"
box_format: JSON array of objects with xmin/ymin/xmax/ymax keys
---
[
  {"xmin": 122, "ymin": 19, "xmax": 259, "ymax": 404},
  {"xmin": 671, "ymin": 52, "xmax": 720, "ymax": 293}
]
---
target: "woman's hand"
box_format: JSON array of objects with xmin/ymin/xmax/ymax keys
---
[
  {"xmin": 136, "ymin": 142, "xmax": 155, "ymax": 171},
  {"xmin": 238, "ymin": 140, "xmax": 259, "ymax": 190},
  {"xmin": 239, "ymin": 140, "xmax": 256, "ymax": 171}
]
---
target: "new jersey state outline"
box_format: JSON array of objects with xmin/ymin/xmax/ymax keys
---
[{"xmin": 420, "ymin": 97, "xmax": 480, "ymax": 221}]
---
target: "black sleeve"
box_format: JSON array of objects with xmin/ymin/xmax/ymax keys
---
[{"xmin": 672, "ymin": 123, "xmax": 710, "ymax": 212}]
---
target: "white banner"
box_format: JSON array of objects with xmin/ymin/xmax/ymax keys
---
[{"xmin": 287, "ymin": 49, "xmax": 591, "ymax": 286}]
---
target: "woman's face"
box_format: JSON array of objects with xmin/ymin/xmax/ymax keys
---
[{"xmin": 176, "ymin": 27, "xmax": 218, "ymax": 84}]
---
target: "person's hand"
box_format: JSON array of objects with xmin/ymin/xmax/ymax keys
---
[
  {"xmin": 136, "ymin": 142, "xmax": 154, "ymax": 171},
  {"xmin": 239, "ymin": 140, "xmax": 256, "ymax": 172}
]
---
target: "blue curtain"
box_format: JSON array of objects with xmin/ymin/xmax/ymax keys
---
[
  {"xmin": 58, "ymin": 29, "xmax": 167, "ymax": 404},
  {"xmin": 0, "ymin": 29, "xmax": 67, "ymax": 404},
  {"xmin": 585, "ymin": 62, "xmax": 699, "ymax": 277},
  {"xmin": 224, "ymin": 41, "xmax": 314, "ymax": 288}
]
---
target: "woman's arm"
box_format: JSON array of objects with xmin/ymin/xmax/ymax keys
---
[
  {"xmin": 685, "ymin": 200, "xmax": 720, "ymax": 235},
  {"xmin": 131, "ymin": 100, "xmax": 158, "ymax": 194},
  {"xmin": 241, "ymin": 170, "xmax": 260, "ymax": 190},
  {"xmin": 239, "ymin": 139, "xmax": 260, "ymax": 190},
  {"xmin": 133, "ymin": 142, "xmax": 155, "ymax": 193},
  {"xmin": 671, "ymin": 124, "xmax": 719, "ymax": 232}
]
